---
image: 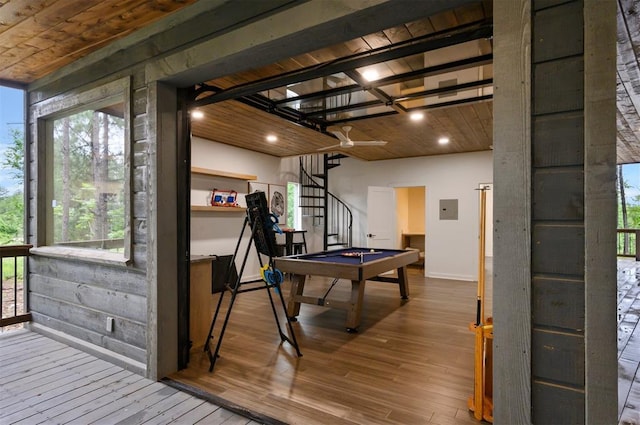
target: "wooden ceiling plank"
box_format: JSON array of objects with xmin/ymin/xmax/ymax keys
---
[
  {"xmin": 62, "ymin": 1, "xmax": 191, "ymax": 48},
  {"xmin": 0, "ymin": 0, "xmax": 57, "ymax": 35},
  {"xmin": 0, "ymin": 16, "xmax": 49, "ymax": 49},
  {"xmin": 616, "ymin": 0, "xmax": 640, "ymax": 163},
  {"xmin": 0, "ymin": 0, "xmax": 88, "ymax": 48},
  {"xmin": 453, "ymin": 2, "xmax": 487, "ymax": 25},
  {"xmin": 383, "ymin": 25, "xmax": 413, "ymax": 44},
  {"xmin": 0, "ymin": 0, "xmax": 195, "ymax": 83},
  {"xmin": 2, "ymin": 36, "xmax": 118, "ymax": 82},
  {"xmin": 428, "ymin": 10, "xmax": 460, "ymax": 32},
  {"xmin": 362, "ymin": 31, "xmax": 392, "ymax": 50},
  {"xmin": 196, "ymin": 24, "xmax": 493, "ymax": 108},
  {"xmin": 0, "ymin": 44, "xmax": 39, "ymax": 78},
  {"xmin": 405, "ymin": 18, "xmax": 436, "ymax": 38}
]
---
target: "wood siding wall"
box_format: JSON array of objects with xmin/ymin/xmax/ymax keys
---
[
  {"xmin": 22, "ymin": 0, "xmax": 305, "ymax": 377},
  {"xmin": 27, "ymin": 68, "xmax": 150, "ymax": 367},
  {"xmin": 531, "ymin": 1, "xmax": 586, "ymax": 422}
]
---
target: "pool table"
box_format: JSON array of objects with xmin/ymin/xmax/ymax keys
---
[{"xmin": 274, "ymin": 247, "xmax": 419, "ymax": 332}]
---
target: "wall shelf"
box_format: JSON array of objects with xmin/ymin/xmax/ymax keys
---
[
  {"xmin": 191, "ymin": 205, "xmax": 247, "ymax": 213},
  {"xmin": 191, "ymin": 166, "xmax": 257, "ymax": 181},
  {"xmin": 191, "ymin": 166, "xmax": 256, "ymax": 212}
]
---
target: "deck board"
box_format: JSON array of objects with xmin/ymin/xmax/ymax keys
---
[
  {"xmin": 0, "ymin": 330, "xmax": 259, "ymax": 425},
  {"xmin": 619, "ymin": 259, "xmax": 640, "ymax": 425}
]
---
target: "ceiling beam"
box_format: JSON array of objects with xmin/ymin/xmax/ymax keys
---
[
  {"xmin": 191, "ymin": 22, "xmax": 492, "ymax": 108},
  {"xmin": 273, "ymin": 54, "xmax": 493, "ymax": 107},
  {"xmin": 344, "ymin": 70, "xmax": 407, "ymax": 114}
]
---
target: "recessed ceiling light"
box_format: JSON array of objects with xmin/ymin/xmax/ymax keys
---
[
  {"xmin": 191, "ymin": 110, "xmax": 204, "ymax": 119},
  {"xmin": 266, "ymin": 134, "xmax": 278, "ymax": 143},
  {"xmin": 438, "ymin": 137, "xmax": 450, "ymax": 145},
  {"xmin": 362, "ymin": 69, "xmax": 379, "ymax": 82},
  {"xmin": 410, "ymin": 111, "xmax": 424, "ymax": 121}
]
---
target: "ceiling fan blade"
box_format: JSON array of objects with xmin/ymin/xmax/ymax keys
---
[
  {"xmin": 317, "ymin": 144, "xmax": 343, "ymax": 151},
  {"xmin": 330, "ymin": 130, "xmax": 349, "ymax": 144},
  {"xmin": 352, "ymin": 140, "xmax": 388, "ymax": 146}
]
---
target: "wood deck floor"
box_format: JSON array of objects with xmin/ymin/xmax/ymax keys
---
[
  {"xmin": 0, "ymin": 329, "xmax": 263, "ymax": 424},
  {"xmin": 618, "ymin": 259, "xmax": 640, "ymax": 425},
  {"xmin": 1, "ymin": 260, "xmax": 638, "ymax": 424}
]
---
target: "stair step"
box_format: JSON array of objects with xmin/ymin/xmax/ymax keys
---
[
  {"xmin": 300, "ymin": 195, "xmax": 324, "ymax": 199},
  {"xmin": 312, "ymin": 173, "xmax": 326, "ymax": 179},
  {"xmin": 302, "ymin": 184, "xmax": 324, "ymax": 189},
  {"xmin": 327, "ymin": 233, "xmax": 338, "ymax": 237}
]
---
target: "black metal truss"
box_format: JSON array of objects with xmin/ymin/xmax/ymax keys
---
[
  {"xmin": 191, "ymin": 20, "xmax": 492, "ymax": 108},
  {"xmin": 189, "ymin": 20, "xmax": 494, "ymax": 130}
]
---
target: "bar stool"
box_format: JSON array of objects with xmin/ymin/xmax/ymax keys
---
[{"xmin": 291, "ymin": 231, "xmax": 307, "ymax": 255}]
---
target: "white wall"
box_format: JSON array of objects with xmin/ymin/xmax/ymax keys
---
[
  {"xmin": 300, "ymin": 151, "xmax": 493, "ymax": 281},
  {"xmin": 190, "ymin": 137, "xmax": 283, "ymax": 281},
  {"xmin": 198, "ymin": 144, "xmax": 492, "ymax": 281}
]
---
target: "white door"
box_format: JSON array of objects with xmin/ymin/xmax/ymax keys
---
[{"xmin": 366, "ymin": 186, "xmax": 396, "ymax": 249}]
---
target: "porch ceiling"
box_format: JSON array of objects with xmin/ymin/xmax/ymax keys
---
[{"xmin": 0, "ymin": 0, "xmax": 638, "ymax": 163}]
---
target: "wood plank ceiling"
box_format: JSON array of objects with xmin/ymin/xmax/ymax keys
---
[
  {"xmin": 190, "ymin": 3, "xmax": 495, "ymax": 161},
  {"xmin": 0, "ymin": 0, "xmax": 639, "ymax": 163}
]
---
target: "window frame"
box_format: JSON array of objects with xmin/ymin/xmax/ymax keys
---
[{"xmin": 31, "ymin": 77, "xmax": 132, "ymax": 265}]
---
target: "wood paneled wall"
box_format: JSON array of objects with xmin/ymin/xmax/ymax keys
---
[
  {"xmin": 495, "ymin": 0, "xmax": 616, "ymax": 423},
  {"xmin": 27, "ymin": 68, "xmax": 150, "ymax": 370},
  {"xmin": 531, "ymin": 1, "xmax": 586, "ymax": 422}
]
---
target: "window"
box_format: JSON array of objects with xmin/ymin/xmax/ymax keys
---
[
  {"xmin": 49, "ymin": 103, "xmax": 125, "ymax": 249},
  {"xmin": 0, "ymin": 85, "xmax": 25, "ymax": 245},
  {"xmin": 287, "ymin": 182, "xmax": 301, "ymax": 229},
  {"xmin": 37, "ymin": 78, "xmax": 131, "ymax": 263}
]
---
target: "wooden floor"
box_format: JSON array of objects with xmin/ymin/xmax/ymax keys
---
[
  {"xmin": 171, "ymin": 267, "xmax": 484, "ymax": 425},
  {"xmin": 4, "ymin": 260, "xmax": 640, "ymax": 424},
  {"xmin": 0, "ymin": 329, "xmax": 262, "ymax": 424}
]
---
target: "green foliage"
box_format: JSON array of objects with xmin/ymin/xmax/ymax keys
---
[
  {"xmin": 0, "ymin": 128, "xmax": 24, "ymax": 244},
  {"xmin": 0, "ymin": 191, "xmax": 23, "ymax": 244},
  {"xmin": 2, "ymin": 128, "xmax": 24, "ymax": 181},
  {"xmin": 2, "ymin": 257, "xmax": 24, "ymax": 281},
  {"xmin": 51, "ymin": 109, "xmax": 125, "ymax": 245}
]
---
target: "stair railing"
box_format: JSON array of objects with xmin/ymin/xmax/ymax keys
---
[
  {"xmin": 326, "ymin": 192, "xmax": 353, "ymax": 249},
  {"xmin": 299, "ymin": 155, "xmax": 353, "ymax": 250}
]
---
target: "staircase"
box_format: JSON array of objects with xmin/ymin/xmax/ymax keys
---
[{"xmin": 299, "ymin": 154, "xmax": 353, "ymax": 250}]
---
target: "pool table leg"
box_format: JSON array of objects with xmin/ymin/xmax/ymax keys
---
[
  {"xmin": 398, "ymin": 266, "xmax": 410, "ymax": 299},
  {"xmin": 346, "ymin": 279, "xmax": 367, "ymax": 332},
  {"xmin": 287, "ymin": 273, "xmax": 306, "ymax": 320}
]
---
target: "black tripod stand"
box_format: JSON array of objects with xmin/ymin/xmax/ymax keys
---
[{"xmin": 204, "ymin": 194, "xmax": 302, "ymax": 372}]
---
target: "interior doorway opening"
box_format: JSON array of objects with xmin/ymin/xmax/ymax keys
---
[{"xmin": 395, "ymin": 186, "xmax": 426, "ymax": 271}]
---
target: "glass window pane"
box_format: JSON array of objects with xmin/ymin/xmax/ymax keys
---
[
  {"xmin": 0, "ymin": 85, "xmax": 25, "ymax": 245},
  {"xmin": 50, "ymin": 101, "xmax": 125, "ymax": 251}
]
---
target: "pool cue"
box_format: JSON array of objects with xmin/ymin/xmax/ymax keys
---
[
  {"xmin": 470, "ymin": 185, "xmax": 490, "ymax": 421},
  {"xmin": 477, "ymin": 187, "xmax": 487, "ymax": 326}
]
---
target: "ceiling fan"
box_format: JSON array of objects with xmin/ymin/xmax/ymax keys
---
[{"xmin": 318, "ymin": 126, "xmax": 387, "ymax": 151}]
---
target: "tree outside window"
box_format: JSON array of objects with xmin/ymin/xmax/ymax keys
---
[{"xmin": 48, "ymin": 102, "xmax": 126, "ymax": 251}]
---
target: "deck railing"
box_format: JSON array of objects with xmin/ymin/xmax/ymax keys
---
[
  {"xmin": 1, "ymin": 244, "xmax": 32, "ymax": 327},
  {"xmin": 618, "ymin": 229, "xmax": 640, "ymax": 261}
]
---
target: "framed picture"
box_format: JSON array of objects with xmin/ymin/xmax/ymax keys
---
[
  {"xmin": 249, "ymin": 182, "xmax": 269, "ymax": 201},
  {"xmin": 268, "ymin": 184, "xmax": 287, "ymax": 225}
]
